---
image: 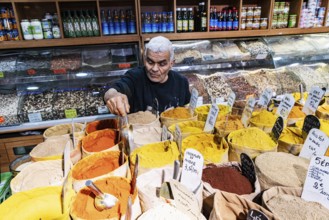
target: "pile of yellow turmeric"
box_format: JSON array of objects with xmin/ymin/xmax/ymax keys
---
[
  {"xmin": 250, "ymin": 110, "xmax": 277, "ymax": 126},
  {"xmin": 279, "ymin": 128, "xmax": 304, "ymax": 144},
  {"xmin": 215, "ymin": 115, "xmax": 244, "ymax": 131}
]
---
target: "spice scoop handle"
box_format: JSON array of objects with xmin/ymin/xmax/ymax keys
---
[
  {"xmin": 85, "ymin": 180, "xmax": 104, "ymax": 198},
  {"xmin": 125, "ymin": 195, "xmax": 132, "ymax": 220}
]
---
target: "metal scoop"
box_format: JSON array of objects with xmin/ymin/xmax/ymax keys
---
[{"xmin": 85, "ymin": 180, "xmax": 119, "ymax": 211}]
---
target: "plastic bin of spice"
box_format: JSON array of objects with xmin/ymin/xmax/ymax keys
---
[
  {"xmin": 0, "ymin": 52, "xmax": 18, "ymax": 80},
  {"xmin": 50, "ymin": 48, "xmax": 81, "ymax": 74},
  {"xmin": 16, "ymin": 50, "xmax": 52, "ymax": 77},
  {"xmin": 81, "ymin": 45, "xmax": 112, "ymax": 73},
  {"xmin": 0, "ymin": 91, "xmax": 21, "ymax": 127},
  {"xmin": 71, "ymin": 151, "xmax": 129, "ymax": 192},
  {"xmin": 227, "ymin": 127, "xmax": 277, "ymax": 161},
  {"xmin": 160, "ymin": 107, "xmax": 198, "ymax": 128},
  {"xmin": 70, "ymin": 176, "xmax": 141, "ymax": 220},
  {"xmin": 84, "ymin": 85, "xmax": 109, "ymax": 116},
  {"xmin": 236, "ymin": 39, "xmax": 270, "ymax": 60}
]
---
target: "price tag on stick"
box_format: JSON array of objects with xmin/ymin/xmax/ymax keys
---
[
  {"xmin": 270, "ymin": 116, "xmax": 284, "ymax": 142},
  {"xmin": 227, "ymin": 91, "xmax": 236, "ymax": 112},
  {"xmin": 240, "ymin": 153, "xmax": 256, "ymax": 187},
  {"xmin": 275, "ymin": 94, "xmax": 294, "ymax": 120},
  {"xmin": 302, "ymin": 86, "xmax": 325, "ymax": 115},
  {"xmin": 258, "ymin": 88, "xmax": 272, "ymax": 108},
  {"xmin": 204, "ymin": 103, "xmax": 219, "ymax": 132},
  {"xmin": 161, "ymin": 125, "xmax": 169, "ymax": 141},
  {"xmin": 241, "ymin": 97, "xmax": 256, "ymax": 128},
  {"xmin": 175, "ymin": 124, "xmax": 183, "ymax": 163},
  {"xmin": 180, "ymin": 148, "xmax": 204, "ymax": 192},
  {"xmin": 302, "ymin": 115, "xmax": 321, "ymax": 140},
  {"xmin": 301, "ymin": 156, "xmax": 329, "ymax": 210},
  {"xmin": 299, "ymin": 128, "xmax": 329, "ymax": 160},
  {"xmin": 189, "ymin": 88, "xmax": 199, "ymax": 114}
]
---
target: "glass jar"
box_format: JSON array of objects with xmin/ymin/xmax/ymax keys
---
[
  {"xmin": 246, "ymin": 7, "xmax": 254, "ymax": 19},
  {"xmin": 246, "ymin": 19, "xmax": 253, "ymax": 30},
  {"xmin": 241, "ymin": 7, "xmax": 247, "ymax": 19},
  {"xmin": 252, "ymin": 18, "xmax": 260, "ymax": 30},
  {"xmin": 31, "ymin": 19, "xmax": 43, "ymax": 40},
  {"xmin": 21, "ymin": 19, "xmax": 33, "ymax": 40},
  {"xmin": 241, "ymin": 19, "xmax": 246, "ymax": 30},
  {"xmin": 253, "ymin": 7, "xmax": 261, "ymax": 19},
  {"xmin": 288, "ymin": 14, "xmax": 297, "ymax": 28},
  {"xmin": 260, "ymin": 18, "xmax": 268, "ymax": 29}
]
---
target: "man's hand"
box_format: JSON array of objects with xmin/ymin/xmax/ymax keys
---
[{"xmin": 105, "ymin": 89, "xmax": 130, "ymax": 116}]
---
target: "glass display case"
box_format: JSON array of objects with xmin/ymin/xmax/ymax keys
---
[{"xmin": 0, "ymin": 43, "xmax": 140, "ymax": 130}]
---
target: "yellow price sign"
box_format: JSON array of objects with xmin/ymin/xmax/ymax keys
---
[
  {"xmin": 65, "ymin": 109, "xmax": 77, "ymax": 118},
  {"xmin": 0, "ymin": 72, "xmax": 4, "ymax": 78}
]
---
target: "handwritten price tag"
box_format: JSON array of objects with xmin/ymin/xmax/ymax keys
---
[
  {"xmin": 302, "ymin": 156, "xmax": 329, "ymax": 210},
  {"xmin": 270, "ymin": 116, "xmax": 284, "ymax": 142},
  {"xmin": 299, "ymin": 129, "xmax": 329, "ymax": 159},
  {"xmin": 28, "ymin": 112, "xmax": 42, "ymax": 123},
  {"xmin": 196, "ymin": 96, "xmax": 203, "ymax": 107},
  {"xmin": 302, "ymin": 86, "xmax": 325, "ymax": 115},
  {"xmin": 241, "ymin": 97, "xmax": 256, "ymax": 128},
  {"xmin": 302, "ymin": 115, "xmax": 321, "ymax": 139},
  {"xmin": 189, "ymin": 88, "xmax": 199, "ymax": 113},
  {"xmin": 276, "ymin": 94, "xmax": 295, "ymax": 120},
  {"xmin": 97, "ymin": 105, "xmax": 109, "ymax": 114},
  {"xmin": 204, "ymin": 104, "xmax": 219, "ymax": 132},
  {"xmin": 258, "ymin": 88, "xmax": 272, "ymax": 108},
  {"xmin": 180, "ymin": 148, "xmax": 204, "ymax": 192},
  {"xmin": 227, "ymin": 91, "xmax": 236, "ymax": 111},
  {"xmin": 240, "ymin": 153, "xmax": 256, "ymax": 186},
  {"xmin": 65, "ymin": 109, "xmax": 77, "ymax": 118}
]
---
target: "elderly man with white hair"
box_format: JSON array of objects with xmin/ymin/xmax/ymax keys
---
[{"xmin": 104, "ymin": 36, "xmax": 191, "ymax": 116}]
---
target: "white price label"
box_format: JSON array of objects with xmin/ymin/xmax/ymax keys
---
[
  {"xmin": 98, "ymin": 105, "xmax": 109, "ymax": 114},
  {"xmin": 180, "ymin": 148, "xmax": 204, "ymax": 192},
  {"xmin": 258, "ymin": 88, "xmax": 272, "ymax": 108},
  {"xmin": 256, "ymin": 53, "xmax": 268, "ymax": 60},
  {"xmin": 241, "ymin": 97, "xmax": 256, "ymax": 128},
  {"xmin": 215, "ymin": 97, "xmax": 224, "ymax": 105},
  {"xmin": 302, "ymin": 156, "xmax": 329, "ymax": 210},
  {"xmin": 196, "ymin": 96, "xmax": 203, "ymax": 107},
  {"xmin": 189, "ymin": 88, "xmax": 199, "ymax": 112},
  {"xmin": 299, "ymin": 128, "xmax": 329, "ymax": 159},
  {"xmin": 302, "ymin": 86, "xmax": 325, "ymax": 115},
  {"xmin": 28, "ymin": 112, "xmax": 42, "ymax": 123},
  {"xmin": 276, "ymin": 94, "xmax": 295, "ymax": 120},
  {"xmin": 227, "ymin": 91, "xmax": 236, "ymax": 111},
  {"xmin": 161, "ymin": 125, "xmax": 168, "ymax": 141},
  {"xmin": 63, "ymin": 141, "xmax": 71, "ymax": 178},
  {"xmin": 204, "ymin": 104, "xmax": 219, "ymax": 132}
]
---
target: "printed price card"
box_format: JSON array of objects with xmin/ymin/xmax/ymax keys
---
[
  {"xmin": 299, "ymin": 128, "xmax": 329, "ymax": 159},
  {"xmin": 28, "ymin": 112, "xmax": 42, "ymax": 123},
  {"xmin": 180, "ymin": 148, "xmax": 204, "ymax": 192},
  {"xmin": 247, "ymin": 209, "xmax": 269, "ymax": 220},
  {"xmin": 258, "ymin": 88, "xmax": 272, "ymax": 108},
  {"xmin": 169, "ymin": 179, "xmax": 201, "ymax": 220},
  {"xmin": 275, "ymin": 94, "xmax": 295, "ymax": 120},
  {"xmin": 65, "ymin": 109, "xmax": 77, "ymax": 118},
  {"xmin": 97, "ymin": 105, "xmax": 109, "ymax": 114},
  {"xmin": 0, "ymin": 71, "xmax": 4, "ymax": 78},
  {"xmin": 204, "ymin": 103, "xmax": 219, "ymax": 132},
  {"xmin": 301, "ymin": 156, "xmax": 329, "ymax": 210},
  {"xmin": 302, "ymin": 86, "xmax": 325, "ymax": 115},
  {"xmin": 227, "ymin": 91, "xmax": 236, "ymax": 111},
  {"xmin": 302, "ymin": 115, "xmax": 321, "ymax": 139},
  {"xmin": 189, "ymin": 88, "xmax": 199, "ymax": 113},
  {"xmin": 241, "ymin": 97, "xmax": 256, "ymax": 128}
]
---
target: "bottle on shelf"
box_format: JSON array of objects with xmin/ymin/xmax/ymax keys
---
[
  {"xmin": 182, "ymin": 8, "xmax": 188, "ymax": 32},
  {"xmin": 91, "ymin": 10, "xmax": 100, "ymax": 36},
  {"xmin": 199, "ymin": 2, "xmax": 207, "ymax": 32},
  {"xmin": 120, "ymin": 9, "xmax": 127, "ymax": 34},
  {"xmin": 233, "ymin": 9, "xmax": 239, "ymax": 30},
  {"xmin": 176, "ymin": 8, "xmax": 183, "ymax": 33},
  {"xmin": 151, "ymin": 12, "xmax": 158, "ymax": 33},
  {"xmin": 73, "ymin": 10, "xmax": 82, "ymax": 37},
  {"xmin": 222, "ymin": 9, "xmax": 227, "ymax": 31},
  {"xmin": 107, "ymin": 9, "xmax": 114, "ymax": 35},
  {"xmin": 195, "ymin": 7, "xmax": 200, "ymax": 31},
  {"xmin": 67, "ymin": 11, "xmax": 76, "ymax": 38},
  {"xmin": 113, "ymin": 9, "xmax": 120, "ymax": 34},
  {"xmin": 84, "ymin": 10, "xmax": 94, "ymax": 37},
  {"xmin": 188, "ymin": 7, "xmax": 194, "ymax": 32},
  {"xmin": 101, "ymin": 9, "xmax": 109, "ymax": 35},
  {"xmin": 161, "ymin": 12, "xmax": 167, "ymax": 33},
  {"xmin": 127, "ymin": 9, "xmax": 136, "ymax": 34},
  {"xmin": 227, "ymin": 9, "xmax": 233, "ymax": 31},
  {"xmin": 167, "ymin": 11, "xmax": 174, "ymax": 33},
  {"xmin": 141, "ymin": 12, "xmax": 145, "ymax": 33},
  {"xmin": 217, "ymin": 10, "xmax": 223, "ymax": 31},
  {"xmin": 62, "ymin": 11, "xmax": 70, "ymax": 37},
  {"xmin": 144, "ymin": 12, "xmax": 152, "ymax": 33},
  {"xmin": 79, "ymin": 9, "xmax": 87, "ymax": 37},
  {"xmin": 209, "ymin": 7, "xmax": 215, "ymax": 31}
]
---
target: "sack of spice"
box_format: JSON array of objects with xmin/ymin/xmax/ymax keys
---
[
  {"xmin": 227, "ymin": 127, "xmax": 277, "ymax": 162},
  {"xmin": 30, "ymin": 136, "xmax": 73, "ymax": 161},
  {"xmin": 273, "ymin": 105, "xmax": 306, "ymax": 125},
  {"xmin": 71, "ymin": 151, "xmax": 129, "ymax": 192},
  {"xmin": 127, "ymin": 111, "xmax": 161, "ymax": 129},
  {"xmin": 255, "ymin": 152, "xmax": 309, "ymax": 190},
  {"xmin": 316, "ymin": 103, "xmax": 329, "ymax": 120},
  {"xmin": 182, "ymin": 134, "xmax": 229, "ymax": 164},
  {"xmin": 249, "ymin": 110, "xmax": 279, "ymax": 133},
  {"xmin": 202, "ymin": 162, "xmax": 261, "ymax": 201},
  {"xmin": 204, "ymin": 190, "xmax": 278, "ymax": 220},
  {"xmin": 168, "ymin": 121, "xmax": 210, "ymax": 139},
  {"xmin": 278, "ymin": 127, "xmax": 304, "ymax": 155},
  {"xmin": 85, "ymin": 118, "xmax": 119, "ymax": 134},
  {"xmin": 194, "ymin": 104, "xmax": 230, "ymax": 122},
  {"xmin": 70, "ymin": 176, "xmax": 141, "ymax": 220},
  {"xmin": 81, "ymin": 129, "xmax": 120, "ymax": 157},
  {"xmin": 160, "ymin": 107, "xmax": 198, "ymax": 128},
  {"xmin": 214, "ymin": 115, "xmax": 244, "ymax": 137},
  {"xmin": 43, "ymin": 123, "xmax": 84, "ymax": 139},
  {"xmin": 262, "ymin": 186, "xmax": 329, "ymax": 220},
  {"xmin": 133, "ymin": 126, "xmax": 172, "ymax": 149}
]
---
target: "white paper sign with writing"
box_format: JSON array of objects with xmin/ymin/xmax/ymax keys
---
[
  {"xmin": 227, "ymin": 91, "xmax": 236, "ymax": 111},
  {"xmin": 169, "ymin": 179, "xmax": 201, "ymax": 220},
  {"xmin": 28, "ymin": 112, "xmax": 42, "ymax": 123},
  {"xmin": 204, "ymin": 104, "xmax": 219, "ymax": 132},
  {"xmin": 196, "ymin": 96, "xmax": 203, "ymax": 107},
  {"xmin": 302, "ymin": 156, "xmax": 329, "ymax": 210},
  {"xmin": 299, "ymin": 128, "xmax": 329, "ymax": 159},
  {"xmin": 241, "ymin": 97, "xmax": 256, "ymax": 128},
  {"xmin": 258, "ymin": 88, "xmax": 272, "ymax": 108},
  {"xmin": 302, "ymin": 86, "xmax": 325, "ymax": 115},
  {"xmin": 275, "ymin": 94, "xmax": 295, "ymax": 120},
  {"xmin": 180, "ymin": 148, "xmax": 204, "ymax": 192},
  {"xmin": 189, "ymin": 88, "xmax": 199, "ymax": 113}
]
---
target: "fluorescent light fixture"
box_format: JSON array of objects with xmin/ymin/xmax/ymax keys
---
[
  {"xmin": 289, "ymin": 63, "xmax": 299, "ymax": 67},
  {"xmin": 76, "ymin": 73, "xmax": 88, "ymax": 77},
  {"xmin": 27, "ymin": 86, "xmax": 39, "ymax": 90},
  {"xmin": 273, "ymin": 57, "xmax": 282, "ymax": 61}
]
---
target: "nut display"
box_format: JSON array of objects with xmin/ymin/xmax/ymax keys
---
[
  {"xmin": 184, "ymin": 73, "xmax": 210, "ymax": 103},
  {"xmin": 0, "ymin": 93, "xmax": 20, "ymax": 126},
  {"xmin": 0, "ymin": 55, "xmax": 17, "ymax": 73},
  {"xmin": 201, "ymin": 72, "xmax": 231, "ymax": 100},
  {"xmin": 225, "ymin": 73, "xmax": 258, "ymax": 100},
  {"xmin": 50, "ymin": 54, "xmax": 81, "ymax": 71},
  {"xmin": 243, "ymin": 69, "xmax": 281, "ymax": 95},
  {"xmin": 238, "ymin": 41, "xmax": 270, "ymax": 58},
  {"xmin": 85, "ymin": 87, "xmax": 107, "ymax": 116},
  {"xmin": 287, "ymin": 65, "xmax": 325, "ymax": 91},
  {"xmin": 275, "ymin": 69, "xmax": 305, "ymax": 94}
]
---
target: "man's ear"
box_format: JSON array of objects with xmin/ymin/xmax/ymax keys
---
[{"xmin": 170, "ymin": 59, "xmax": 175, "ymax": 66}]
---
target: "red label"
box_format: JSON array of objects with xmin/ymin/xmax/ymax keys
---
[
  {"xmin": 53, "ymin": 69, "xmax": 67, "ymax": 74},
  {"xmin": 27, "ymin": 69, "xmax": 36, "ymax": 75},
  {"xmin": 0, "ymin": 116, "xmax": 4, "ymax": 124},
  {"xmin": 118, "ymin": 63, "xmax": 131, "ymax": 69}
]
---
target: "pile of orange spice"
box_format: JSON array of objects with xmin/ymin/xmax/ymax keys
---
[
  {"xmin": 161, "ymin": 107, "xmax": 191, "ymax": 119},
  {"xmin": 82, "ymin": 129, "xmax": 118, "ymax": 152}
]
